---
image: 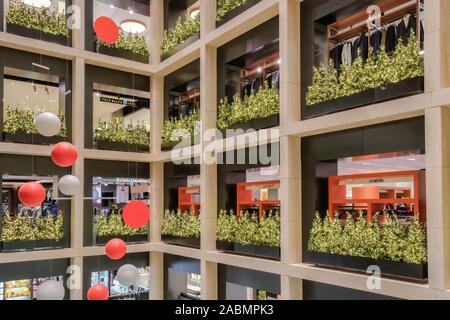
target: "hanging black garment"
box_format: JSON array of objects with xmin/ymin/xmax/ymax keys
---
[
  {"xmin": 352, "ymin": 33, "xmax": 368, "ymax": 61},
  {"xmin": 251, "ymin": 76, "xmax": 263, "ymax": 93},
  {"xmin": 385, "ymin": 24, "xmax": 397, "ymax": 53},
  {"xmin": 266, "ymin": 73, "xmax": 273, "ymax": 88},
  {"xmin": 370, "ymin": 30, "xmax": 383, "ymax": 55},
  {"xmin": 330, "ymin": 44, "xmax": 343, "ymax": 70},
  {"xmin": 420, "ymin": 19, "xmax": 425, "ymax": 49},
  {"xmin": 397, "ymin": 15, "xmax": 417, "ymax": 43},
  {"xmin": 242, "ymin": 82, "xmax": 251, "ymax": 98},
  {"xmin": 272, "ymin": 70, "xmax": 280, "ymax": 89}
]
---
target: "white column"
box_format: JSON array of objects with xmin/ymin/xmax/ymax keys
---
[
  {"xmin": 150, "ymin": 252, "xmax": 164, "ymax": 299},
  {"xmin": 279, "ymin": 0, "xmax": 302, "ymax": 300},
  {"xmin": 200, "ymin": 0, "xmax": 216, "ymax": 36},
  {"xmin": 425, "ymin": 106, "xmax": 450, "ymax": 290},
  {"xmin": 69, "ymin": 56, "xmax": 85, "ymax": 300},
  {"xmin": 150, "ymin": 0, "xmax": 164, "ymax": 65}
]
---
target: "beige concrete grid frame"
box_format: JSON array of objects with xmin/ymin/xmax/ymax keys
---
[{"xmin": 0, "ymin": 0, "xmax": 449, "ymax": 300}]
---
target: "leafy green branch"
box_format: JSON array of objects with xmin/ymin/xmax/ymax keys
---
[
  {"xmin": 308, "ymin": 212, "xmax": 427, "ymax": 264},
  {"xmin": 217, "ymin": 85, "xmax": 279, "ymax": 129},
  {"xmin": 97, "ymin": 30, "xmax": 150, "ymax": 57},
  {"xmin": 94, "ymin": 118, "xmax": 150, "ymax": 147},
  {"xmin": 161, "ymin": 210, "xmax": 200, "ymax": 238},
  {"xmin": 3, "ymin": 106, "xmax": 67, "ymax": 137},
  {"xmin": 306, "ymin": 34, "xmax": 424, "ymax": 106},
  {"xmin": 162, "ymin": 0, "xmax": 251, "ymax": 56},
  {"xmin": 94, "ymin": 212, "xmax": 148, "ymax": 237},
  {"xmin": 216, "ymin": 0, "xmax": 249, "ymax": 21},
  {"xmin": 0, "ymin": 212, "xmax": 64, "ymax": 242},
  {"xmin": 217, "ymin": 210, "xmax": 280, "ymax": 247},
  {"xmin": 6, "ymin": 2, "xmax": 68, "ymax": 37},
  {"xmin": 161, "ymin": 109, "xmax": 200, "ymax": 149}
]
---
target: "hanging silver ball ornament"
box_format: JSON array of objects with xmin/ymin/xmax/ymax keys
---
[
  {"xmin": 35, "ymin": 112, "xmax": 61, "ymax": 137},
  {"xmin": 117, "ymin": 264, "xmax": 139, "ymax": 287},
  {"xmin": 36, "ymin": 280, "xmax": 65, "ymax": 300},
  {"xmin": 58, "ymin": 175, "xmax": 80, "ymax": 196}
]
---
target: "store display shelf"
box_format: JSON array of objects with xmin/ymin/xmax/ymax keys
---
[
  {"xmin": 161, "ymin": 235, "xmax": 200, "ymax": 249},
  {"xmin": 161, "ymin": 33, "xmax": 200, "ymax": 62},
  {"xmin": 216, "ymin": 241, "xmax": 280, "ymax": 260},
  {"xmin": 6, "ymin": 23, "xmax": 70, "ymax": 46},
  {"xmin": 1, "ymin": 239, "xmax": 64, "ymax": 253},
  {"xmin": 96, "ymin": 235, "xmax": 149, "ymax": 245},
  {"xmin": 216, "ymin": 0, "xmax": 263, "ymax": 27},
  {"xmin": 281, "ymin": 92, "xmax": 431, "ymax": 138},
  {"xmin": 95, "ymin": 140, "xmax": 150, "ymax": 153},
  {"xmin": 3, "ymin": 133, "xmax": 64, "ymax": 146},
  {"xmin": 307, "ymin": 252, "xmax": 428, "ymax": 283},
  {"xmin": 304, "ymin": 77, "xmax": 424, "ymax": 119},
  {"xmin": 221, "ymin": 114, "xmax": 280, "ymax": 138},
  {"xmin": 96, "ymin": 45, "xmax": 149, "ymax": 64}
]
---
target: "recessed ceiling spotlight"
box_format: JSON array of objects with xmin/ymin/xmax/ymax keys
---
[
  {"xmin": 190, "ymin": 8, "xmax": 200, "ymax": 19},
  {"xmin": 406, "ymin": 158, "xmax": 416, "ymax": 161},
  {"xmin": 110, "ymin": 4, "xmax": 114, "ymax": 8},
  {"xmin": 129, "ymin": 9, "xmax": 134, "ymax": 14},
  {"xmin": 257, "ymin": 67, "xmax": 263, "ymax": 73},
  {"xmin": 120, "ymin": 20, "xmax": 146, "ymax": 34},
  {"xmin": 362, "ymin": 162, "xmax": 372, "ymax": 166},
  {"xmin": 277, "ymin": 59, "xmax": 281, "ymax": 65}
]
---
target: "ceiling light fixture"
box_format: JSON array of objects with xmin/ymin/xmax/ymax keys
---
[
  {"xmin": 23, "ymin": 0, "xmax": 51, "ymax": 8},
  {"xmin": 406, "ymin": 158, "xmax": 416, "ymax": 161},
  {"xmin": 190, "ymin": 8, "xmax": 200, "ymax": 19},
  {"xmin": 120, "ymin": 20, "xmax": 146, "ymax": 34},
  {"xmin": 129, "ymin": 9, "xmax": 134, "ymax": 14}
]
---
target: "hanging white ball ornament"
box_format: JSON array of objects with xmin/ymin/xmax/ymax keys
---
[
  {"xmin": 35, "ymin": 112, "xmax": 61, "ymax": 137},
  {"xmin": 58, "ymin": 175, "xmax": 80, "ymax": 196},
  {"xmin": 117, "ymin": 264, "xmax": 139, "ymax": 287},
  {"xmin": 36, "ymin": 280, "xmax": 65, "ymax": 300}
]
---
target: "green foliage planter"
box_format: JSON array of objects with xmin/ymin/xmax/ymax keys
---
[
  {"xmin": 0, "ymin": 213, "xmax": 64, "ymax": 252},
  {"xmin": 161, "ymin": 33, "xmax": 200, "ymax": 61},
  {"xmin": 96, "ymin": 31, "xmax": 150, "ymax": 63},
  {"xmin": 94, "ymin": 118, "xmax": 150, "ymax": 153},
  {"xmin": 161, "ymin": 13, "xmax": 201, "ymax": 59},
  {"xmin": 2, "ymin": 106, "xmax": 68, "ymax": 145},
  {"xmin": 216, "ymin": 210, "xmax": 280, "ymax": 259},
  {"xmin": 94, "ymin": 213, "xmax": 148, "ymax": 245},
  {"xmin": 305, "ymin": 35, "xmax": 424, "ymax": 119},
  {"xmin": 217, "ymin": 86, "xmax": 279, "ymax": 135},
  {"xmin": 161, "ymin": 109, "xmax": 200, "ymax": 151},
  {"xmin": 6, "ymin": 2, "xmax": 69, "ymax": 45},
  {"xmin": 307, "ymin": 213, "xmax": 428, "ymax": 281},
  {"xmin": 216, "ymin": 0, "xmax": 262, "ymax": 27},
  {"xmin": 161, "ymin": 210, "xmax": 200, "ymax": 248}
]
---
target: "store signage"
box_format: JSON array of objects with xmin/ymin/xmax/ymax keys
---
[
  {"xmin": 100, "ymin": 96, "xmax": 137, "ymax": 107},
  {"xmin": 369, "ymin": 179, "xmax": 384, "ymax": 184}
]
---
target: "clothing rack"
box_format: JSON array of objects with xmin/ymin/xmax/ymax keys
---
[
  {"xmin": 239, "ymin": 52, "xmax": 280, "ymax": 97},
  {"xmin": 328, "ymin": 0, "xmax": 418, "ymax": 42},
  {"xmin": 326, "ymin": 0, "xmax": 424, "ymax": 65}
]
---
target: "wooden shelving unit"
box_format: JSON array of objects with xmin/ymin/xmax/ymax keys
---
[
  {"xmin": 236, "ymin": 180, "xmax": 280, "ymax": 219},
  {"xmin": 328, "ymin": 170, "xmax": 420, "ymax": 222},
  {"xmin": 327, "ymin": 0, "xmax": 423, "ymax": 61},
  {"xmin": 178, "ymin": 185, "xmax": 200, "ymax": 214}
]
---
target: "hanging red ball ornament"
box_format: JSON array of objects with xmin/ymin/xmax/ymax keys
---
[
  {"xmin": 51, "ymin": 142, "xmax": 78, "ymax": 168},
  {"xmin": 94, "ymin": 16, "xmax": 119, "ymax": 44},
  {"xmin": 87, "ymin": 284, "xmax": 109, "ymax": 300},
  {"xmin": 122, "ymin": 201, "xmax": 150, "ymax": 228},
  {"xmin": 105, "ymin": 238, "xmax": 127, "ymax": 260},
  {"xmin": 18, "ymin": 182, "xmax": 46, "ymax": 207}
]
